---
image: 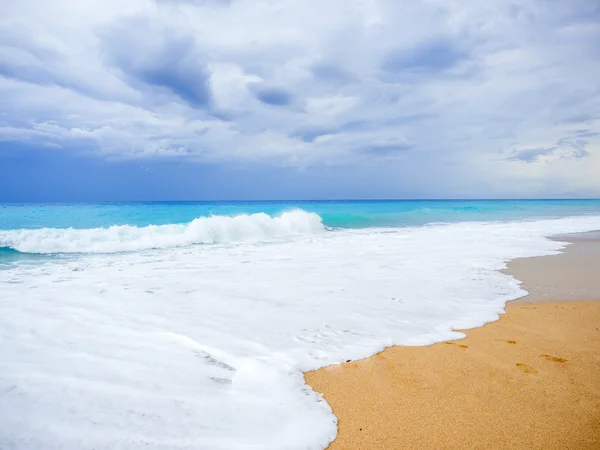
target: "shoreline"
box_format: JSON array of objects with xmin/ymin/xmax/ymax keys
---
[
  {"xmin": 305, "ymin": 232, "xmax": 600, "ymax": 449},
  {"xmin": 505, "ymin": 231, "xmax": 600, "ymax": 303}
]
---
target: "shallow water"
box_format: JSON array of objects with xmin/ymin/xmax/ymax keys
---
[{"xmin": 1, "ymin": 200, "xmax": 600, "ymax": 449}]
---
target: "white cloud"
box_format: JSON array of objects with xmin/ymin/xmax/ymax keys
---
[
  {"xmin": 1, "ymin": 0, "xmax": 599, "ymax": 195},
  {"xmin": 305, "ymin": 96, "xmax": 357, "ymax": 117}
]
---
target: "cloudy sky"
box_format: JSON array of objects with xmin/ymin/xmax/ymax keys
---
[{"xmin": 1, "ymin": 0, "xmax": 599, "ymax": 201}]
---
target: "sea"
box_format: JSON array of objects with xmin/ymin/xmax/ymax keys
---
[{"xmin": 1, "ymin": 199, "xmax": 600, "ymax": 449}]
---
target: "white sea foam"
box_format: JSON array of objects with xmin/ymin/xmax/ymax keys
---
[
  {"xmin": 0, "ymin": 210, "xmax": 324, "ymax": 254},
  {"xmin": 1, "ymin": 215, "xmax": 600, "ymax": 449}
]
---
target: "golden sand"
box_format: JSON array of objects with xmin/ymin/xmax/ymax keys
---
[
  {"xmin": 305, "ymin": 301, "xmax": 600, "ymax": 449},
  {"xmin": 305, "ymin": 235, "xmax": 600, "ymax": 449}
]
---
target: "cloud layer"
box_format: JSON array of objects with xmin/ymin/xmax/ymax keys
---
[{"xmin": 1, "ymin": 0, "xmax": 600, "ymax": 196}]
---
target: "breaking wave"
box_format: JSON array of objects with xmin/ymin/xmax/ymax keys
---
[{"xmin": 0, "ymin": 210, "xmax": 325, "ymax": 254}]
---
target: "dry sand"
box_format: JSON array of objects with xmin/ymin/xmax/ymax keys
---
[{"xmin": 305, "ymin": 232, "xmax": 600, "ymax": 449}]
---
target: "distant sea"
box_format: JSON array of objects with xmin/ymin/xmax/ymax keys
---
[{"xmin": 1, "ymin": 200, "xmax": 600, "ymax": 449}]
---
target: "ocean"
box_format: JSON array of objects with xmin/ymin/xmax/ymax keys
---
[{"xmin": 1, "ymin": 200, "xmax": 600, "ymax": 449}]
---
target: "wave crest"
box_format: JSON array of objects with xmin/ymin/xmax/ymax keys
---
[{"xmin": 0, "ymin": 210, "xmax": 325, "ymax": 254}]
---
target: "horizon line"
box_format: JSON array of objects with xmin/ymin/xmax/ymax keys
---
[{"xmin": 2, "ymin": 198, "xmax": 600, "ymax": 204}]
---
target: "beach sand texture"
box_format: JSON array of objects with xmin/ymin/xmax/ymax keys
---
[
  {"xmin": 305, "ymin": 234, "xmax": 600, "ymax": 449},
  {"xmin": 506, "ymin": 234, "xmax": 600, "ymax": 303}
]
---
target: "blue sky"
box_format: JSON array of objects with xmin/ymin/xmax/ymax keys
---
[{"xmin": 1, "ymin": 0, "xmax": 599, "ymax": 201}]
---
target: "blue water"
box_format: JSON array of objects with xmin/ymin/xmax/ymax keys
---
[
  {"xmin": 2, "ymin": 200, "xmax": 600, "ymax": 448},
  {"xmin": 2, "ymin": 199, "xmax": 600, "ymax": 230},
  {"xmin": 1, "ymin": 199, "xmax": 599, "ymax": 265}
]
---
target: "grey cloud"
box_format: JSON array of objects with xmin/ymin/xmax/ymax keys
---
[
  {"xmin": 554, "ymin": 1, "xmax": 600, "ymax": 26},
  {"xmin": 506, "ymin": 147, "xmax": 557, "ymax": 162},
  {"xmin": 339, "ymin": 120, "xmax": 371, "ymax": 132},
  {"xmin": 1, "ymin": 0, "xmax": 600, "ymax": 196},
  {"xmin": 359, "ymin": 144, "xmax": 412, "ymax": 154},
  {"xmin": 556, "ymin": 137, "xmax": 590, "ymax": 156},
  {"xmin": 382, "ymin": 39, "xmax": 468, "ymax": 73},
  {"xmin": 575, "ymin": 130, "xmax": 599, "ymax": 138},
  {"xmin": 562, "ymin": 114, "xmax": 595, "ymax": 124},
  {"xmin": 311, "ymin": 63, "xmax": 356, "ymax": 84},
  {"xmin": 0, "ymin": 25, "xmax": 98, "ymax": 98},
  {"xmin": 101, "ymin": 20, "xmax": 212, "ymax": 108},
  {"xmin": 252, "ymin": 87, "xmax": 293, "ymax": 106},
  {"xmin": 290, "ymin": 127, "xmax": 336, "ymax": 143},
  {"xmin": 507, "ymin": 137, "xmax": 591, "ymax": 163},
  {"xmin": 290, "ymin": 119, "xmax": 378, "ymax": 144},
  {"xmin": 0, "ymin": 25, "xmax": 60, "ymax": 62},
  {"xmin": 385, "ymin": 113, "xmax": 437, "ymax": 126}
]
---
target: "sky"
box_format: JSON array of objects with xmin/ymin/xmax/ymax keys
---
[{"xmin": 1, "ymin": 0, "xmax": 599, "ymax": 201}]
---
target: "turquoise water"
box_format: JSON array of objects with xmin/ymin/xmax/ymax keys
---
[
  {"xmin": 0, "ymin": 200, "xmax": 600, "ymax": 267},
  {"xmin": 2, "ymin": 199, "xmax": 600, "ymax": 230},
  {"xmin": 1, "ymin": 199, "xmax": 599, "ymax": 263},
  {"xmin": 2, "ymin": 200, "xmax": 600, "ymax": 448}
]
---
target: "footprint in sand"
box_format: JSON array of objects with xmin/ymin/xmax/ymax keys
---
[
  {"xmin": 540, "ymin": 354, "xmax": 567, "ymax": 363},
  {"xmin": 445, "ymin": 342, "xmax": 469, "ymax": 349},
  {"xmin": 516, "ymin": 363, "xmax": 538, "ymax": 374}
]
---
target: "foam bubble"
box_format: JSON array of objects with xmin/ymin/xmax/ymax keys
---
[
  {"xmin": 0, "ymin": 210, "xmax": 324, "ymax": 254},
  {"xmin": 1, "ymin": 215, "xmax": 599, "ymax": 449}
]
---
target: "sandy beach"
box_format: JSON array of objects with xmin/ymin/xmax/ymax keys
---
[{"xmin": 305, "ymin": 234, "xmax": 600, "ymax": 449}]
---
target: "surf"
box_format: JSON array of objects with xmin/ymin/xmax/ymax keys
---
[{"xmin": 0, "ymin": 210, "xmax": 324, "ymax": 254}]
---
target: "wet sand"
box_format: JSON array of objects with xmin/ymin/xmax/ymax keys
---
[
  {"xmin": 506, "ymin": 233, "xmax": 600, "ymax": 303},
  {"xmin": 305, "ymin": 233, "xmax": 600, "ymax": 449}
]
